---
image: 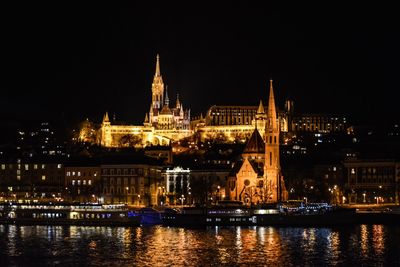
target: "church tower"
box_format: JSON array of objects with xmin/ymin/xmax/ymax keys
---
[
  {"xmin": 100, "ymin": 111, "xmax": 112, "ymax": 147},
  {"xmin": 151, "ymin": 54, "xmax": 164, "ymax": 109},
  {"xmin": 264, "ymin": 79, "xmax": 282, "ymax": 202}
]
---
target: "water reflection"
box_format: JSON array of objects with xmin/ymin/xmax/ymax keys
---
[{"xmin": 0, "ymin": 225, "xmax": 399, "ymax": 266}]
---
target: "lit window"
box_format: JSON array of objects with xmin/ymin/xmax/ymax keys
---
[
  {"xmin": 77, "ymin": 180, "xmax": 81, "ymax": 185},
  {"xmin": 72, "ymin": 171, "xmax": 75, "ymax": 176},
  {"xmin": 351, "ymin": 168, "xmax": 355, "ymax": 174},
  {"xmin": 17, "ymin": 170, "xmax": 21, "ymax": 175},
  {"xmin": 41, "ymin": 164, "xmax": 46, "ymax": 169},
  {"xmin": 25, "ymin": 164, "xmax": 29, "ymax": 171},
  {"xmin": 57, "ymin": 164, "xmax": 62, "ymax": 169},
  {"xmin": 34, "ymin": 164, "xmax": 38, "ymax": 169},
  {"xmin": 1, "ymin": 164, "xmax": 5, "ymax": 170},
  {"xmin": 78, "ymin": 172, "xmax": 81, "ymax": 176},
  {"xmin": 83, "ymin": 180, "xmax": 86, "ymax": 185},
  {"xmin": 72, "ymin": 180, "xmax": 75, "ymax": 185},
  {"xmin": 94, "ymin": 172, "xmax": 97, "ymax": 177},
  {"xmin": 42, "ymin": 175, "xmax": 46, "ymax": 181},
  {"xmin": 333, "ymin": 166, "xmax": 337, "ymax": 171},
  {"xmin": 17, "ymin": 175, "xmax": 21, "ymax": 180}
]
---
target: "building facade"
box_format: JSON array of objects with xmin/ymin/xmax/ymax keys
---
[
  {"xmin": 291, "ymin": 114, "xmax": 349, "ymax": 133},
  {"xmin": 0, "ymin": 158, "xmax": 64, "ymax": 201},
  {"xmin": 193, "ymin": 100, "xmax": 290, "ymax": 143},
  {"xmin": 344, "ymin": 159, "xmax": 399, "ymax": 204},
  {"xmin": 100, "ymin": 164, "xmax": 163, "ymax": 206},
  {"xmin": 65, "ymin": 165, "xmax": 101, "ymax": 203}
]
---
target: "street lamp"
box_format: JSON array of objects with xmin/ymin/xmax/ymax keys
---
[{"xmin": 363, "ymin": 192, "xmax": 366, "ymax": 203}]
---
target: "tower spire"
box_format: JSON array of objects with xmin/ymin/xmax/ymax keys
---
[
  {"xmin": 151, "ymin": 53, "xmax": 164, "ymax": 109},
  {"xmin": 103, "ymin": 111, "xmax": 110, "ymax": 123},
  {"xmin": 267, "ymin": 79, "xmax": 277, "ymax": 130},
  {"xmin": 176, "ymin": 93, "xmax": 181, "ymax": 108},
  {"xmin": 257, "ymin": 99, "xmax": 265, "ymax": 114},
  {"xmin": 164, "ymin": 85, "xmax": 169, "ymax": 106},
  {"xmin": 155, "ymin": 54, "xmax": 161, "ymax": 77}
]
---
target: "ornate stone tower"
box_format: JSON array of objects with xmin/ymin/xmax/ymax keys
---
[
  {"xmin": 151, "ymin": 54, "xmax": 164, "ymax": 109},
  {"xmin": 100, "ymin": 111, "xmax": 112, "ymax": 147},
  {"xmin": 264, "ymin": 79, "xmax": 281, "ymax": 202}
]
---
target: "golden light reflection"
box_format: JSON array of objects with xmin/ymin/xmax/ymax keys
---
[
  {"xmin": 327, "ymin": 230, "xmax": 340, "ymax": 262},
  {"xmin": 360, "ymin": 224, "xmax": 369, "ymax": 256},
  {"xmin": 372, "ymin": 224, "xmax": 385, "ymax": 255},
  {"xmin": 265, "ymin": 227, "xmax": 283, "ymax": 265},
  {"xmin": 122, "ymin": 227, "xmax": 131, "ymax": 247}
]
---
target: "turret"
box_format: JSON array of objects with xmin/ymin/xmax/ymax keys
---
[
  {"xmin": 176, "ymin": 93, "xmax": 181, "ymax": 109},
  {"xmin": 257, "ymin": 100, "xmax": 265, "ymax": 114},
  {"xmin": 164, "ymin": 85, "xmax": 170, "ymax": 107}
]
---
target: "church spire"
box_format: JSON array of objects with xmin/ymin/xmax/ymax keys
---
[
  {"xmin": 267, "ymin": 79, "xmax": 277, "ymax": 130},
  {"xmin": 144, "ymin": 113, "xmax": 149, "ymax": 123},
  {"xmin": 176, "ymin": 93, "xmax": 181, "ymax": 108},
  {"xmin": 164, "ymin": 85, "xmax": 169, "ymax": 106},
  {"xmin": 151, "ymin": 53, "xmax": 164, "ymax": 109},
  {"xmin": 155, "ymin": 54, "xmax": 161, "ymax": 77},
  {"xmin": 257, "ymin": 99, "xmax": 265, "ymax": 114},
  {"xmin": 103, "ymin": 111, "xmax": 110, "ymax": 123}
]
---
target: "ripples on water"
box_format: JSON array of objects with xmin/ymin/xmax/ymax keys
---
[{"xmin": 0, "ymin": 224, "xmax": 399, "ymax": 266}]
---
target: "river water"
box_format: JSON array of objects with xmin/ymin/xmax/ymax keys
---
[{"xmin": 0, "ymin": 224, "xmax": 399, "ymax": 266}]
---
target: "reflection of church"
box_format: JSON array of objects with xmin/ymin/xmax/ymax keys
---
[
  {"xmin": 98, "ymin": 55, "xmax": 192, "ymax": 147},
  {"xmin": 227, "ymin": 80, "xmax": 288, "ymax": 204}
]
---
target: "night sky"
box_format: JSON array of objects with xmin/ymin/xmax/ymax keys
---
[{"xmin": 2, "ymin": 3, "xmax": 399, "ymax": 127}]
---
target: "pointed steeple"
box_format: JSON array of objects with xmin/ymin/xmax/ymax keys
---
[
  {"xmin": 103, "ymin": 111, "xmax": 110, "ymax": 123},
  {"xmin": 257, "ymin": 99, "xmax": 265, "ymax": 114},
  {"xmin": 155, "ymin": 54, "xmax": 161, "ymax": 77},
  {"xmin": 267, "ymin": 79, "xmax": 278, "ymax": 130},
  {"xmin": 176, "ymin": 93, "xmax": 181, "ymax": 109},
  {"xmin": 144, "ymin": 113, "xmax": 149, "ymax": 123},
  {"xmin": 164, "ymin": 85, "xmax": 169, "ymax": 106}
]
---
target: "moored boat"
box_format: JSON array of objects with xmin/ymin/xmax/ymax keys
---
[
  {"xmin": 0, "ymin": 202, "xmax": 141, "ymax": 226},
  {"xmin": 134, "ymin": 207, "xmax": 163, "ymax": 225},
  {"xmin": 161, "ymin": 201, "xmax": 360, "ymax": 227}
]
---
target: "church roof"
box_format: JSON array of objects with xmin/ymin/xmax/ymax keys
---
[
  {"xmin": 243, "ymin": 129, "xmax": 265, "ymax": 154},
  {"xmin": 229, "ymin": 158, "xmax": 264, "ymax": 177},
  {"xmin": 160, "ymin": 104, "xmax": 173, "ymax": 115}
]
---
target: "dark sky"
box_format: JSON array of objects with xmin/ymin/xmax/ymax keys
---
[{"xmin": 2, "ymin": 3, "xmax": 399, "ymax": 126}]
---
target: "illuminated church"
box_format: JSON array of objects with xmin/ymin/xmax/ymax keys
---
[
  {"xmin": 98, "ymin": 54, "xmax": 192, "ymax": 147},
  {"xmin": 145, "ymin": 54, "xmax": 191, "ymax": 131},
  {"xmin": 227, "ymin": 80, "xmax": 288, "ymax": 203}
]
